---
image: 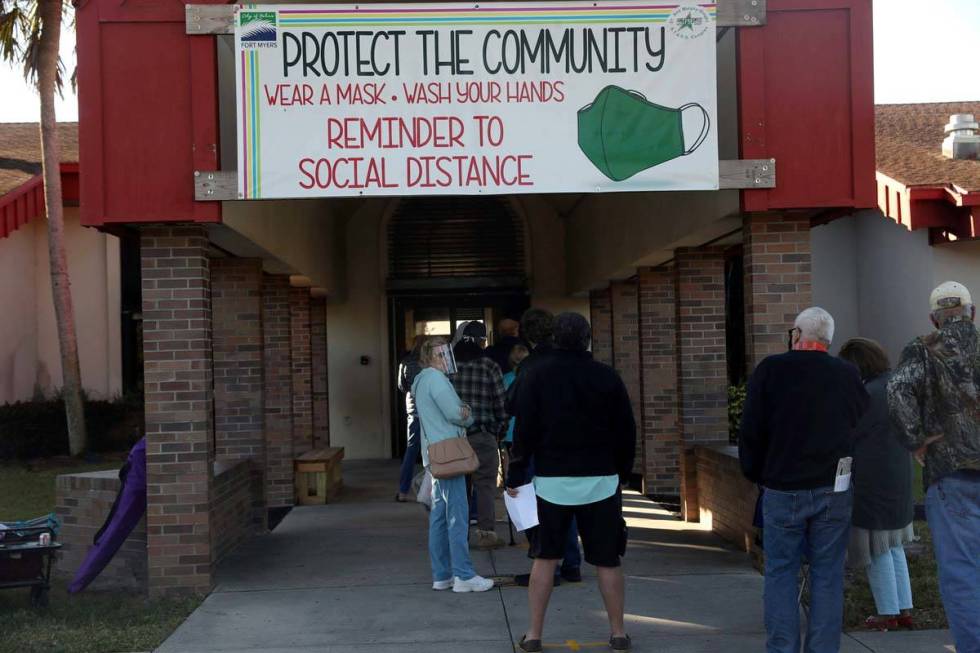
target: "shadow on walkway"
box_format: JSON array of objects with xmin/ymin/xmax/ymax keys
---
[{"xmin": 156, "ymin": 460, "xmax": 953, "ymax": 653}]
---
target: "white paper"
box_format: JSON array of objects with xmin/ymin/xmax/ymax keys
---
[
  {"xmin": 834, "ymin": 457, "xmax": 853, "ymax": 493},
  {"xmin": 504, "ymin": 483, "xmax": 539, "ymax": 532}
]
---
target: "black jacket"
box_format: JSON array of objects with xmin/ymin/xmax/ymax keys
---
[
  {"xmin": 852, "ymin": 372, "xmax": 914, "ymax": 530},
  {"xmin": 507, "ymin": 349, "xmax": 636, "ymax": 486},
  {"xmin": 739, "ymin": 350, "xmax": 869, "ymax": 490},
  {"xmin": 486, "ymin": 335, "xmax": 524, "ymax": 374}
]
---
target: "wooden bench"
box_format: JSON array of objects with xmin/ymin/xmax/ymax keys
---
[{"xmin": 294, "ymin": 447, "xmax": 345, "ymax": 505}]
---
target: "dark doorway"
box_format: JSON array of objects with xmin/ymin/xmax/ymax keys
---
[{"xmin": 387, "ymin": 289, "xmax": 529, "ymax": 459}]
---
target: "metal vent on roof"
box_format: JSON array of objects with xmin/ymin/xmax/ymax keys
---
[
  {"xmin": 387, "ymin": 196, "xmax": 526, "ymax": 280},
  {"xmin": 942, "ymin": 114, "xmax": 980, "ymax": 161}
]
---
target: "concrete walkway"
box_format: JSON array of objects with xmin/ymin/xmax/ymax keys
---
[{"xmin": 156, "ymin": 461, "xmax": 955, "ymax": 653}]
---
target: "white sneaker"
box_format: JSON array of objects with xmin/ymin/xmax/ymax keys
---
[
  {"xmin": 432, "ymin": 579, "xmax": 453, "ymax": 591},
  {"xmin": 453, "ymin": 574, "xmax": 494, "ymax": 593}
]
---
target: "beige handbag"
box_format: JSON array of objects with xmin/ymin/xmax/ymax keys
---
[{"xmin": 425, "ymin": 430, "xmax": 480, "ymax": 480}]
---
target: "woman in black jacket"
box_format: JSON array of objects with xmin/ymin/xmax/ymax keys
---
[{"xmin": 839, "ymin": 338, "xmax": 915, "ymax": 631}]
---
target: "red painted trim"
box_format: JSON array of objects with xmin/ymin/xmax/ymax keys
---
[
  {"xmin": 738, "ymin": 0, "xmax": 875, "ymax": 211},
  {"xmin": 190, "ymin": 34, "xmax": 222, "ymax": 223},
  {"xmin": 0, "ymin": 164, "xmax": 82, "ymax": 239},
  {"xmin": 77, "ymin": 0, "xmax": 104, "ymax": 228}
]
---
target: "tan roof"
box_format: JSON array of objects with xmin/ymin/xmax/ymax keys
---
[
  {"xmin": 0, "ymin": 122, "xmax": 79, "ymax": 196},
  {"xmin": 876, "ymin": 102, "xmax": 980, "ymax": 192}
]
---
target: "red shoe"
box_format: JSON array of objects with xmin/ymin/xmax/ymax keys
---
[
  {"xmin": 864, "ymin": 616, "xmax": 898, "ymax": 631},
  {"xmin": 896, "ymin": 614, "xmax": 914, "ymax": 630}
]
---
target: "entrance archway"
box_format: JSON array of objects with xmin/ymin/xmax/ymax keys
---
[{"xmin": 385, "ymin": 195, "xmax": 530, "ymax": 457}]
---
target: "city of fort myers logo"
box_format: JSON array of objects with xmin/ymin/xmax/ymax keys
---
[
  {"xmin": 240, "ymin": 11, "xmax": 277, "ymax": 46},
  {"xmin": 668, "ymin": 5, "xmax": 710, "ymax": 39}
]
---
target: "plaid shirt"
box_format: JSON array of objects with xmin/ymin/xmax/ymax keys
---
[{"xmin": 452, "ymin": 357, "xmax": 508, "ymax": 438}]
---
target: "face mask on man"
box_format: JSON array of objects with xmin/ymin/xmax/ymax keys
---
[{"xmin": 578, "ymin": 85, "xmax": 711, "ymax": 181}]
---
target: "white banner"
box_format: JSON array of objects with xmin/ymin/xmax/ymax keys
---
[{"xmin": 234, "ymin": 2, "xmax": 718, "ymax": 199}]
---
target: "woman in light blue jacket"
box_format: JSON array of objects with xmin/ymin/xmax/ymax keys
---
[{"xmin": 413, "ymin": 337, "xmax": 495, "ymax": 593}]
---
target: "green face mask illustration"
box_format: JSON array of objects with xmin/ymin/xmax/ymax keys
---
[{"xmin": 577, "ymin": 86, "xmax": 711, "ymax": 182}]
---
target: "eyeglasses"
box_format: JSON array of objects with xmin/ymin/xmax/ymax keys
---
[{"xmin": 787, "ymin": 327, "xmax": 800, "ymax": 351}]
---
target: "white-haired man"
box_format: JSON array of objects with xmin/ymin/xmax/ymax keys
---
[
  {"xmin": 888, "ymin": 282, "xmax": 980, "ymax": 653},
  {"xmin": 739, "ymin": 307, "xmax": 869, "ymax": 653}
]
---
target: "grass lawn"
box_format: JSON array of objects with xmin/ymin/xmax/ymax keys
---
[
  {"xmin": 0, "ymin": 460, "xmax": 202, "ymax": 653},
  {"xmin": 842, "ymin": 520, "xmax": 947, "ymax": 630}
]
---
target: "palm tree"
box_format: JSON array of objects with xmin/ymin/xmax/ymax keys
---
[{"xmin": 1, "ymin": 0, "xmax": 87, "ymax": 455}]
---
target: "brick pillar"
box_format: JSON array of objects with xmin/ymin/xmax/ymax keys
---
[
  {"xmin": 610, "ymin": 280, "xmax": 644, "ymax": 483},
  {"xmin": 589, "ymin": 288, "xmax": 613, "ymax": 366},
  {"xmin": 289, "ymin": 286, "xmax": 313, "ymax": 455},
  {"xmin": 140, "ymin": 225, "xmax": 213, "ymax": 595},
  {"xmin": 675, "ymin": 247, "xmax": 729, "ymax": 522},
  {"xmin": 211, "ymin": 258, "xmax": 266, "ymax": 532},
  {"xmin": 743, "ymin": 213, "xmax": 813, "ymax": 373},
  {"xmin": 311, "ymin": 296, "xmax": 330, "ymax": 448},
  {"xmin": 638, "ymin": 266, "xmax": 680, "ymax": 499},
  {"xmin": 263, "ymin": 274, "xmax": 294, "ymax": 509}
]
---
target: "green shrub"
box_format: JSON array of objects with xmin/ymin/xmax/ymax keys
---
[
  {"xmin": 728, "ymin": 383, "xmax": 747, "ymax": 444},
  {"xmin": 0, "ymin": 394, "xmax": 143, "ymax": 460}
]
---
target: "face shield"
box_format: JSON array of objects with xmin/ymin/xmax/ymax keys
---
[{"xmin": 433, "ymin": 343, "xmax": 458, "ymax": 375}]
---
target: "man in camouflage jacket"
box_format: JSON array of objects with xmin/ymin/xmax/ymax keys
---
[{"xmin": 887, "ymin": 281, "xmax": 979, "ymax": 653}]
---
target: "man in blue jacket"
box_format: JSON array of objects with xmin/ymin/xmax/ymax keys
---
[{"xmin": 739, "ymin": 307, "xmax": 869, "ymax": 653}]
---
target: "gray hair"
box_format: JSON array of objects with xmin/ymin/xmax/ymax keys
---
[
  {"xmin": 794, "ymin": 307, "xmax": 835, "ymax": 345},
  {"xmin": 554, "ymin": 312, "xmax": 591, "ymax": 352}
]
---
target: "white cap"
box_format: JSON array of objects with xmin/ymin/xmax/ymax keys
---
[{"xmin": 930, "ymin": 281, "xmax": 973, "ymax": 311}]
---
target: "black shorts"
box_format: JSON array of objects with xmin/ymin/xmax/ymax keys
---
[{"xmin": 527, "ymin": 489, "xmax": 627, "ymax": 568}]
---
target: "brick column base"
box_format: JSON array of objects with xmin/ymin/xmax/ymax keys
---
[
  {"xmin": 290, "ymin": 286, "xmax": 313, "ymax": 455},
  {"xmin": 140, "ymin": 224, "xmax": 214, "ymax": 595},
  {"xmin": 263, "ymin": 275, "xmax": 294, "ymax": 509},
  {"xmin": 589, "ymin": 288, "xmax": 613, "ymax": 367},
  {"xmin": 638, "ymin": 266, "xmax": 680, "ymax": 499},
  {"xmin": 311, "ymin": 297, "xmax": 329, "ymax": 448},
  {"xmin": 675, "ymin": 247, "xmax": 729, "ymax": 522},
  {"xmin": 610, "ymin": 280, "xmax": 643, "ymax": 483}
]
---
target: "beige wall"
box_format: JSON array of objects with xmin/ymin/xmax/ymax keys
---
[
  {"xmin": 0, "ymin": 223, "xmax": 39, "ymax": 404},
  {"xmin": 812, "ymin": 209, "xmax": 980, "ymax": 363},
  {"xmin": 218, "ymin": 199, "xmax": 346, "ymax": 292},
  {"xmin": 0, "ymin": 208, "xmax": 121, "ymax": 404}
]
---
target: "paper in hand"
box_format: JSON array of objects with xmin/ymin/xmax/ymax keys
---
[{"xmin": 504, "ymin": 483, "xmax": 539, "ymax": 531}]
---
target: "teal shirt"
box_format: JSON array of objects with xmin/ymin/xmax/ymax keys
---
[
  {"xmin": 412, "ymin": 367, "xmax": 474, "ymax": 468},
  {"xmin": 534, "ymin": 475, "xmax": 619, "ymax": 506},
  {"xmin": 502, "ymin": 370, "xmax": 517, "ymax": 444}
]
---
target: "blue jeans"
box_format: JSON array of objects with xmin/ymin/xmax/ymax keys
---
[
  {"xmin": 763, "ymin": 486, "xmax": 851, "ymax": 653},
  {"xmin": 398, "ymin": 417, "xmax": 420, "ymax": 494},
  {"xmin": 926, "ymin": 471, "xmax": 980, "ymax": 653},
  {"xmin": 866, "ymin": 545, "xmax": 913, "ymax": 615},
  {"xmin": 429, "ymin": 475, "xmax": 477, "ymax": 582}
]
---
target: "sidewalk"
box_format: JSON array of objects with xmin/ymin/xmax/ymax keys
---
[{"xmin": 155, "ymin": 461, "xmax": 955, "ymax": 653}]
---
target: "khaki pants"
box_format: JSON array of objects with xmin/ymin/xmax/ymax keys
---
[{"xmin": 468, "ymin": 431, "xmax": 499, "ymax": 532}]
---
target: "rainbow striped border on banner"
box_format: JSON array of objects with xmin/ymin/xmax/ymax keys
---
[
  {"xmin": 278, "ymin": 3, "xmax": 717, "ymax": 27},
  {"xmin": 240, "ymin": 49, "xmax": 262, "ymax": 199}
]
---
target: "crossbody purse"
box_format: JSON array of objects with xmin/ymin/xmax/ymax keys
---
[{"xmin": 421, "ymin": 420, "xmax": 479, "ymax": 480}]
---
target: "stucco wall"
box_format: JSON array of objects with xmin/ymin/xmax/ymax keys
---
[
  {"xmin": 812, "ymin": 210, "xmax": 980, "ymax": 364},
  {"xmin": 0, "ymin": 223, "xmax": 39, "ymax": 404},
  {"xmin": 0, "ymin": 209, "xmax": 121, "ymax": 404}
]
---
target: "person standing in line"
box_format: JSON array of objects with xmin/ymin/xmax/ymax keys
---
[
  {"xmin": 452, "ymin": 321, "xmax": 509, "ymax": 549},
  {"xmin": 395, "ymin": 335, "xmax": 425, "ymax": 502},
  {"xmin": 487, "ymin": 318, "xmax": 524, "ymax": 373},
  {"xmin": 888, "ymin": 281, "xmax": 980, "ymax": 653},
  {"xmin": 507, "ymin": 312, "xmax": 636, "ymax": 653},
  {"xmin": 509, "ymin": 308, "xmax": 583, "ymax": 588},
  {"xmin": 412, "ymin": 337, "xmax": 494, "ymax": 593},
  {"xmin": 739, "ymin": 307, "xmax": 869, "ymax": 653},
  {"xmin": 838, "ymin": 338, "xmax": 915, "ymax": 631},
  {"xmin": 500, "ymin": 343, "xmax": 530, "ymax": 471}
]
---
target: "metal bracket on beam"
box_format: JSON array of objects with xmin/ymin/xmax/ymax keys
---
[
  {"xmin": 186, "ymin": 2, "xmax": 765, "ymax": 34},
  {"xmin": 719, "ymin": 159, "xmax": 775, "ymax": 189},
  {"xmin": 716, "ymin": 0, "xmax": 766, "ymax": 27},
  {"xmin": 196, "ymin": 162, "xmax": 774, "ymax": 200},
  {"xmin": 186, "ymin": 4, "xmax": 235, "ymax": 35},
  {"xmin": 194, "ymin": 170, "xmax": 238, "ymax": 200}
]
